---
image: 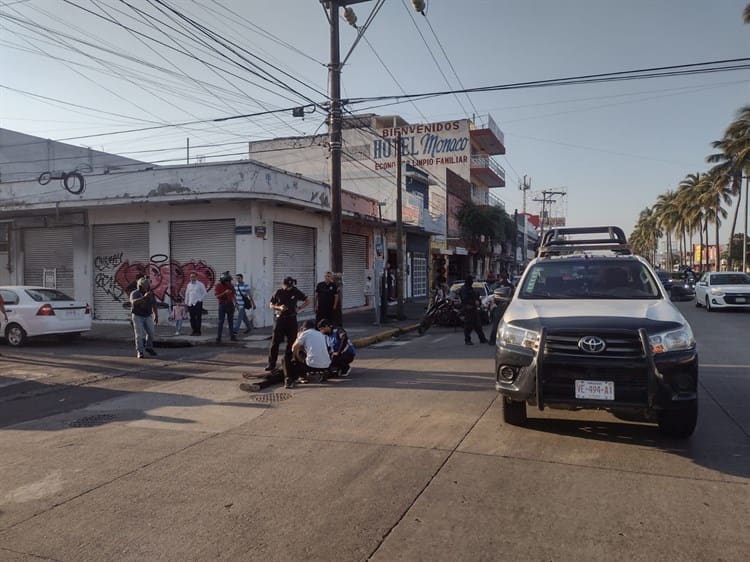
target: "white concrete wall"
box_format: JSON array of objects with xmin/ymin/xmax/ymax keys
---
[{"xmin": 87, "ymin": 201, "xmax": 330, "ymax": 328}]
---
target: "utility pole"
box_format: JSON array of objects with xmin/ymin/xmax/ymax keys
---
[
  {"xmin": 744, "ymin": 175, "xmax": 749, "ymax": 273},
  {"xmin": 395, "ymin": 133, "xmax": 405, "ymax": 320},
  {"xmin": 322, "ymin": 0, "xmax": 371, "ymax": 281},
  {"xmin": 519, "ymin": 176, "xmax": 531, "ymax": 267},
  {"xmin": 533, "ymin": 188, "xmax": 566, "ymax": 244}
]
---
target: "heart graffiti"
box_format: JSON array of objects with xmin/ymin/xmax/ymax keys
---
[{"xmin": 114, "ymin": 260, "xmax": 216, "ymax": 302}]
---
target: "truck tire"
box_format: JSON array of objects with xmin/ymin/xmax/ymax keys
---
[
  {"xmin": 658, "ymin": 401, "xmax": 698, "ymax": 438},
  {"xmin": 502, "ymin": 396, "xmax": 527, "ymax": 426}
]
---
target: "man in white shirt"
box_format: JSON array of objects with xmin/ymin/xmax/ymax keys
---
[
  {"xmin": 184, "ymin": 272, "xmax": 208, "ymax": 336},
  {"xmin": 288, "ymin": 320, "xmax": 331, "ymax": 388}
]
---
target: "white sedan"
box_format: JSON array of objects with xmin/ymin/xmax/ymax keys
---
[
  {"xmin": 0, "ymin": 286, "xmax": 92, "ymax": 346},
  {"xmin": 695, "ymin": 272, "xmax": 750, "ymax": 311}
]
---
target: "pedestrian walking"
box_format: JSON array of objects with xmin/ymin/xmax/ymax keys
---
[
  {"xmin": 185, "ymin": 271, "xmax": 207, "ymax": 336},
  {"xmin": 233, "ymin": 273, "xmax": 255, "ymax": 334},
  {"xmin": 314, "ymin": 271, "xmax": 339, "ymax": 326},
  {"xmin": 265, "ymin": 276, "xmax": 310, "ymax": 377},
  {"xmin": 169, "ymin": 297, "xmax": 189, "ymax": 336},
  {"xmin": 460, "ymin": 276, "xmax": 487, "ymax": 346},
  {"xmin": 214, "ymin": 271, "xmax": 237, "ymax": 343},
  {"xmin": 130, "ymin": 277, "xmax": 159, "ymax": 358}
]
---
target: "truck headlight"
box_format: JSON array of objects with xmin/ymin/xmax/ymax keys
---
[
  {"xmin": 499, "ymin": 323, "xmax": 539, "ymax": 350},
  {"xmin": 649, "ymin": 326, "xmax": 695, "ymax": 354}
]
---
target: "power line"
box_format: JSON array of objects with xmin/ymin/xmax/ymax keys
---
[
  {"xmin": 399, "ymin": 0, "xmax": 470, "ymax": 118},
  {"xmin": 346, "ymin": 57, "xmax": 750, "ymax": 105}
]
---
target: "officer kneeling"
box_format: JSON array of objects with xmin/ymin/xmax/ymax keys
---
[{"xmin": 318, "ymin": 319, "xmax": 356, "ymax": 377}]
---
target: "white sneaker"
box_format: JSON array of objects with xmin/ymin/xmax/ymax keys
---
[{"xmin": 340, "ymin": 367, "xmax": 351, "ymax": 377}]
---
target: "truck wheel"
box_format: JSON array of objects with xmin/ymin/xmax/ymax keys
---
[
  {"xmin": 658, "ymin": 402, "xmax": 697, "ymax": 438},
  {"xmin": 502, "ymin": 396, "xmax": 527, "ymax": 426}
]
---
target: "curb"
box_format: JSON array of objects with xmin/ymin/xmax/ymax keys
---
[
  {"xmin": 85, "ymin": 324, "xmax": 422, "ymax": 350},
  {"xmin": 352, "ymin": 323, "xmax": 421, "ymax": 348}
]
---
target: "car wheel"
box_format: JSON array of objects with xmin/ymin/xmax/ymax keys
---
[
  {"xmin": 501, "ymin": 396, "xmax": 528, "ymax": 426},
  {"xmin": 5, "ymin": 323, "xmax": 27, "ymax": 347},
  {"xmin": 658, "ymin": 401, "xmax": 698, "ymax": 438},
  {"xmin": 695, "ymin": 297, "xmax": 701, "ymax": 307},
  {"xmin": 705, "ymin": 296, "xmax": 713, "ymax": 312}
]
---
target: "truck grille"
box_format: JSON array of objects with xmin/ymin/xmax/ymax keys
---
[
  {"xmin": 545, "ymin": 330, "xmax": 644, "ymax": 359},
  {"xmin": 541, "ymin": 329, "xmax": 649, "ymax": 405}
]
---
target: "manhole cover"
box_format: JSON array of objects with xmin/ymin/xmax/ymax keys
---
[
  {"xmin": 69, "ymin": 414, "xmax": 116, "ymax": 428},
  {"xmin": 251, "ymin": 392, "xmax": 293, "ymax": 403}
]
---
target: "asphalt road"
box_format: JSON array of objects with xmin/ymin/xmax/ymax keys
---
[{"xmin": 0, "ymin": 301, "xmax": 748, "ymax": 561}]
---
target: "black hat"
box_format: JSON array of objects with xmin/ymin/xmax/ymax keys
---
[{"xmin": 283, "ymin": 276, "xmax": 295, "ymax": 286}]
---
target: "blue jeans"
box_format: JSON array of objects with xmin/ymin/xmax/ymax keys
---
[
  {"xmin": 234, "ymin": 306, "xmax": 252, "ymax": 333},
  {"xmin": 217, "ymin": 302, "xmax": 236, "ymax": 340},
  {"xmin": 132, "ymin": 314, "xmax": 155, "ymax": 355}
]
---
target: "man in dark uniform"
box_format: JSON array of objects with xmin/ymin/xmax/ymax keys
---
[
  {"xmin": 460, "ymin": 276, "xmax": 487, "ymax": 346},
  {"xmin": 314, "ymin": 271, "xmax": 340, "ymax": 326},
  {"xmin": 265, "ymin": 277, "xmax": 310, "ymax": 386}
]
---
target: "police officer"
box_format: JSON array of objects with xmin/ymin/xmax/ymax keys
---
[
  {"xmin": 265, "ymin": 277, "xmax": 310, "ymax": 385},
  {"xmin": 460, "ymin": 276, "xmax": 487, "ymax": 346}
]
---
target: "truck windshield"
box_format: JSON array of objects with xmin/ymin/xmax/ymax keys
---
[{"xmin": 519, "ymin": 260, "xmax": 661, "ymax": 299}]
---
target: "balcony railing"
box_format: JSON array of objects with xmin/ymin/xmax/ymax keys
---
[
  {"xmin": 488, "ymin": 192, "xmax": 505, "ymax": 210},
  {"xmin": 470, "ymin": 154, "xmax": 505, "ymax": 183},
  {"xmin": 471, "ymin": 114, "xmax": 504, "ymax": 147}
]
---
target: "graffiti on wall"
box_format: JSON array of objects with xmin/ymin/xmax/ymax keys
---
[{"xmin": 94, "ymin": 252, "xmax": 216, "ymax": 303}]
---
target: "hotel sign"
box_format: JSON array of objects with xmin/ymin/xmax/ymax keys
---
[{"xmin": 372, "ymin": 120, "xmax": 470, "ymax": 174}]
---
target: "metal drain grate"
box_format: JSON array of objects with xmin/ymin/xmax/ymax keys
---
[
  {"xmin": 69, "ymin": 414, "xmax": 116, "ymax": 428},
  {"xmin": 251, "ymin": 392, "xmax": 293, "ymax": 403}
]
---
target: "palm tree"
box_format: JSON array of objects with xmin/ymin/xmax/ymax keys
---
[
  {"xmin": 744, "ymin": 3, "xmax": 750, "ymax": 23},
  {"xmin": 630, "ymin": 207, "xmax": 661, "ymax": 264},
  {"xmin": 699, "ymin": 170, "xmax": 732, "ymax": 270},
  {"xmin": 679, "ymin": 173, "xmax": 707, "ymax": 268},
  {"xmin": 653, "ymin": 190, "xmax": 681, "ymax": 268},
  {"xmin": 707, "ymin": 106, "xmax": 750, "ymax": 269}
]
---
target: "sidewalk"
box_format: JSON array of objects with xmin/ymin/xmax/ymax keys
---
[{"xmin": 82, "ymin": 301, "xmax": 428, "ymax": 350}]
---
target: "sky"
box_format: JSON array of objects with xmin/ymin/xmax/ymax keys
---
[{"xmin": 2, "ymin": 0, "xmax": 749, "ymax": 240}]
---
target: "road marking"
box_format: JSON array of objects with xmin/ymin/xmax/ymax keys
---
[
  {"xmin": 701, "ymin": 364, "xmax": 750, "ymax": 369},
  {"xmin": 432, "ymin": 335, "xmax": 450, "ymax": 344},
  {"xmin": 369, "ymin": 339, "xmax": 411, "ymax": 349}
]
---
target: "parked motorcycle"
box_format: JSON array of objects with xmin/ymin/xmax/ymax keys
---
[{"xmin": 418, "ymin": 297, "xmax": 463, "ymax": 335}]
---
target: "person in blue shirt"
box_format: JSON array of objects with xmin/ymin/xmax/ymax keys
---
[
  {"xmin": 317, "ymin": 319, "xmax": 355, "ymax": 377},
  {"xmin": 233, "ymin": 273, "xmax": 255, "ymax": 334}
]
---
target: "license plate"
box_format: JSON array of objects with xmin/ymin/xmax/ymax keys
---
[
  {"xmin": 64, "ymin": 309, "xmax": 79, "ymax": 317},
  {"xmin": 575, "ymin": 380, "xmax": 615, "ymax": 400},
  {"xmin": 736, "ymin": 297, "xmax": 746, "ymax": 303}
]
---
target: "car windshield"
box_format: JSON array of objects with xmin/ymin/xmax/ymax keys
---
[
  {"xmin": 25, "ymin": 288, "xmax": 75, "ymax": 302},
  {"xmin": 710, "ymin": 273, "xmax": 750, "ymax": 285},
  {"xmin": 519, "ymin": 260, "xmax": 661, "ymax": 299}
]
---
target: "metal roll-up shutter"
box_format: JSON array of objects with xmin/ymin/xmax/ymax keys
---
[
  {"xmin": 23, "ymin": 227, "xmax": 74, "ymax": 295},
  {"xmin": 170, "ymin": 219, "xmax": 236, "ymax": 322},
  {"xmin": 342, "ymin": 233, "xmax": 367, "ymax": 308},
  {"xmin": 93, "ymin": 223, "xmax": 149, "ymax": 320},
  {"xmin": 273, "ymin": 223, "xmax": 316, "ymax": 299}
]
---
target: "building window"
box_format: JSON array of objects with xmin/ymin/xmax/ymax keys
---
[
  {"xmin": 412, "ymin": 254, "xmax": 427, "ymax": 297},
  {"xmin": 0, "ymin": 223, "xmax": 8, "ymax": 252}
]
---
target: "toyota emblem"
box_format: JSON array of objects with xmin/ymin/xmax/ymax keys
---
[{"xmin": 578, "ymin": 335, "xmax": 606, "ymax": 353}]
